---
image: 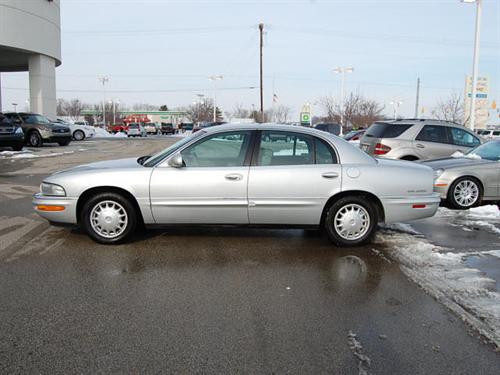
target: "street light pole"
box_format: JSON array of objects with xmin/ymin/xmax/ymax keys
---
[
  {"xmin": 461, "ymin": 0, "xmax": 482, "ymax": 131},
  {"xmin": 98, "ymin": 76, "xmax": 109, "ymax": 127},
  {"xmin": 208, "ymin": 75, "xmax": 223, "ymax": 122},
  {"xmin": 390, "ymin": 100, "xmax": 403, "ymax": 120},
  {"xmin": 333, "ymin": 67, "xmax": 353, "ymax": 129},
  {"xmin": 12, "ymin": 103, "xmax": 18, "ymax": 112}
]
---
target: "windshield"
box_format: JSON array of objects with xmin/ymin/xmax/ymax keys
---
[
  {"xmin": 143, "ymin": 131, "xmax": 205, "ymax": 167},
  {"xmin": 465, "ymin": 140, "xmax": 500, "ymax": 161}
]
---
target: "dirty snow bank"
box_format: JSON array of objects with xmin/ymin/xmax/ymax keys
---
[
  {"xmin": 378, "ymin": 224, "xmax": 500, "ymax": 347},
  {"xmin": 436, "ymin": 205, "xmax": 500, "ymax": 235},
  {"xmin": 0, "ymin": 150, "xmax": 75, "ymax": 159},
  {"xmin": 93, "ymin": 128, "xmax": 127, "ymax": 138}
]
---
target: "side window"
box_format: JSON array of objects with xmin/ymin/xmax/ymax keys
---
[
  {"xmin": 415, "ymin": 125, "xmax": 448, "ymax": 143},
  {"xmin": 315, "ymin": 138, "xmax": 338, "ymax": 164},
  {"xmin": 180, "ymin": 131, "xmax": 251, "ymax": 167},
  {"xmin": 258, "ymin": 131, "xmax": 314, "ymax": 166},
  {"xmin": 449, "ymin": 127, "xmax": 481, "ymax": 148}
]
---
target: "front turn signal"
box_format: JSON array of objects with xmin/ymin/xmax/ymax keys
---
[{"xmin": 36, "ymin": 205, "xmax": 65, "ymax": 212}]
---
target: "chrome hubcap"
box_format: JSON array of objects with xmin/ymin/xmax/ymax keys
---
[
  {"xmin": 90, "ymin": 200, "xmax": 128, "ymax": 239},
  {"xmin": 454, "ymin": 180, "xmax": 479, "ymax": 207},
  {"xmin": 30, "ymin": 133, "xmax": 39, "ymax": 145},
  {"xmin": 334, "ymin": 204, "xmax": 370, "ymax": 240},
  {"xmin": 75, "ymin": 131, "xmax": 84, "ymax": 140}
]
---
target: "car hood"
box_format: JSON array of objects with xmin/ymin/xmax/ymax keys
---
[
  {"xmin": 421, "ymin": 157, "xmax": 492, "ymax": 170},
  {"xmin": 51, "ymin": 157, "xmax": 143, "ymax": 176}
]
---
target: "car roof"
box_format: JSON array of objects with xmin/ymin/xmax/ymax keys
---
[
  {"xmin": 377, "ymin": 119, "xmax": 465, "ymax": 127},
  {"xmin": 204, "ymin": 122, "xmax": 338, "ymax": 137}
]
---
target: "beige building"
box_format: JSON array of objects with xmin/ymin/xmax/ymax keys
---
[{"xmin": 0, "ymin": 0, "xmax": 61, "ymax": 119}]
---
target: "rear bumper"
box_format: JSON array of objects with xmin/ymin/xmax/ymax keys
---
[
  {"xmin": 32, "ymin": 193, "xmax": 78, "ymax": 224},
  {"xmin": 381, "ymin": 193, "xmax": 440, "ymax": 223}
]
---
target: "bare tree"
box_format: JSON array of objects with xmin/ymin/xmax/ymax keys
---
[
  {"xmin": 56, "ymin": 98, "xmax": 87, "ymax": 120},
  {"xmin": 319, "ymin": 92, "xmax": 385, "ymax": 129},
  {"xmin": 431, "ymin": 91, "xmax": 465, "ymax": 124},
  {"xmin": 269, "ymin": 105, "xmax": 292, "ymax": 123},
  {"xmin": 231, "ymin": 103, "xmax": 251, "ymax": 119},
  {"xmin": 132, "ymin": 103, "xmax": 158, "ymax": 111},
  {"xmin": 183, "ymin": 99, "xmax": 222, "ymax": 123}
]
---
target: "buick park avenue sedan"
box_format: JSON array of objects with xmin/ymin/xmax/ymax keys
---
[{"xmin": 33, "ymin": 124, "xmax": 440, "ymax": 246}]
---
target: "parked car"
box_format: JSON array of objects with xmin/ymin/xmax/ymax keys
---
[
  {"xmin": 0, "ymin": 113, "xmax": 24, "ymax": 151},
  {"xmin": 179, "ymin": 122, "xmax": 194, "ymax": 133},
  {"xmin": 127, "ymin": 123, "xmax": 147, "ymax": 137},
  {"xmin": 424, "ymin": 140, "xmax": 500, "ymax": 209},
  {"xmin": 108, "ymin": 123, "xmax": 128, "ymax": 133},
  {"xmin": 55, "ymin": 119, "xmax": 95, "ymax": 141},
  {"xmin": 144, "ymin": 123, "xmax": 158, "ymax": 135},
  {"xmin": 476, "ymin": 129, "xmax": 500, "ymax": 140},
  {"xmin": 343, "ymin": 129, "xmax": 366, "ymax": 143},
  {"xmin": 314, "ymin": 123, "xmax": 342, "ymax": 136},
  {"xmin": 4, "ymin": 112, "xmax": 72, "ymax": 147},
  {"xmin": 193, "ymin": 122, "xmax": 220, "ymax": 133},
  {"xmin": 160, "ymin": 123, "xmax": 176, "ymax": 135},
  {"xmin": 33, "ymin": 123, "xmax": 440, "ymax": 246},
  {"xmin": 360, "ymin": 119, "xmax": 482, "ymax": 161}
]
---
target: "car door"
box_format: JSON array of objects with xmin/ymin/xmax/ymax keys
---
[
  {"xmin": 149, "ymin": 130, "xmax": 253, "ymax": 224},
  {"xmin": 413, "ymin": 125, "xmax": 455, "ymax": 159},
  {"xmin": 248, "ymin": 130, "xmax": 342, "ymax": 225},
  {"xmin": 447, "ymin": 126, "xmax": 481, "ymax": 154}
]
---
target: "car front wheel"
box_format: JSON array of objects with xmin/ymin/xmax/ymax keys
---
[
  {"xmin": 448, "ymin": 177, "xmax": 481, "ymax": 209},
  {"xmin": 324, "ymin": 196, "xmax": 378, "ymax": 247},
  {"xmin": 73, "ymin": 130, "xmax": 85, "ymax": 141},
  {"xmin": 81, "ymin": 193, "xmax": 137, "ymax": 244}
]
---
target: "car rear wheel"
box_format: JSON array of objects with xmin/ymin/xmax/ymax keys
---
[
  {"xmin": 448, "ymin": 177, "xmax": 482, "ymax": 209},
  {"xmin": 324, "ymin": 196, "xmax": 378, "ymax": 247},
  {"xmin": 58, "ymin": 139, "xmax": 71, "ymax": 146},
  {"xmin": 27, "ymin": 130, "xmax": 42, "ymax": 147},
  {"xmin": 81, "ymin": 192, "xmax": 137, "ymax": 244},
  {"xmin": 73, "ymin": 130, "xmax": 85, "ymax": 141}
]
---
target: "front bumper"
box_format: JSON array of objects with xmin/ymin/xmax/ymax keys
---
[
  {"xmin": 32, "ymin": 193, "xmax": 78, "ymax": 224},
  {"xmin": 381, "ymin": 193, "xmax": 440, "ymax": 223}
]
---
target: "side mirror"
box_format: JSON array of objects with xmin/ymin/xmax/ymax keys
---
[{"xmin": 168, "ymin": 153, "xmax": 184, "ymax": 168}]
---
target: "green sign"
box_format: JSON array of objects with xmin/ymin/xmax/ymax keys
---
[{"xmin": 300, "ymin": 112, "xmax": 311, "ymax": 124}]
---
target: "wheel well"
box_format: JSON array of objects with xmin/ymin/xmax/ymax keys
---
[
  {"xmin": 400, "ymin": 155, "xmax": 419, "ymax": 161},
  {"xmin": 76, "ymin": 186, "xmax": 144, "ymax": 225},
  {"xmin": 320, "ymin": 191, "xmax": 385, "ymax": 226}
]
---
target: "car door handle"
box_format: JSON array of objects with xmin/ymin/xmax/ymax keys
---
[
  {"xmin": 225, "ymin": 173, "xmax": 243, "ymax": 181},
  {"xmin": 322, "ymin": 172, "xmax": 339, "ymax": 179},
  {"xmin": 416, "ymin": 143, "xmax": 425, "ymax": 149}
]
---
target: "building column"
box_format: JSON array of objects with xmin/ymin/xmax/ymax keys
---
[{"xmin": 29, "ymin": 54, "xmax": 56, "ymax": 119}]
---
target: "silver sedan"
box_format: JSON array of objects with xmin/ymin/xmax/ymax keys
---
[
  {"xmin": 424, "ymin": 140, "xmax": 500, "ymax": 209},
  {"xmin": 32, "ymin": 124, "xmax": 440, "ymax": 246}
]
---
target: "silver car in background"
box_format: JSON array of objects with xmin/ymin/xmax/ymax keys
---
[
  {"xmin": 32, "ymin": 124, "xmax": 440, "ymax": 247},
  {"xmin": 424, "ymin": 140, "xmax": 500, "ymax": 209},
  {"xmin": 360, "ymin": 119, "xmax": 482, "ymax": 161}
]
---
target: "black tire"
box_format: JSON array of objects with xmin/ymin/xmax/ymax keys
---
[
  {"xmin": 58, "ymin": 139, "xmax": 71, "ymax": 146},
  {"xmin": 12, "ymin": 143, "xmax": 23, "ymax": 151},
  {"xmin": 73, "ymin": 130, "xmax": 85, "ymax": 141},
  {"xmin": 324, "ymin": 196, "xmax": 378, "ymax": 247},
  {"xmin": 80, "ymin": 192, "xmax": 137, "ymax": 244},
  {"xmin": 27, "ymin": 130, "xmax": 42, "ymax": 147},
  {"xmin": 447, "ymin": 177, "xmax": 482, "ymax": 209}
]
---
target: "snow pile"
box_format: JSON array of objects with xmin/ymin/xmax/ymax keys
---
[
  {"xmin": 377, "ymin": 227, "xmax": 500, "ymax": 347},
  {"xmin": 93, "ymin": 128, "xmax": 115, "ymax": 138},
  {"xmin": 0, "ymin": 149, "xmax": 75, "ymax": 160},
  {"xmin": 436, "ymin": 206, "xmax": 500, "ymax": 235}
]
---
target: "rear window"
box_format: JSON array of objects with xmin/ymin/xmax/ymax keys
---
[
  {"xmin": 365, "ymin": 122, "xmax": 413, "ymax": 139},
  {"xmin": 129, "ymin": 124, "xmax": 139, "ymax": 129}
]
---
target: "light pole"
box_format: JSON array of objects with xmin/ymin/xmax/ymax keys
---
[
  {"xmin": 390, "ymin": 100, "xmax": 403, "ymax": 120},
  {"xmin": 12, "ymin": 102, "xmax": 18, "ymax": 112},
  {"xmin": 98, "ymin": 76, "xmax": 109, "ymax": 127},
  {"xmin": 208, "ymin": 75, "xmax": 223, "ymax": 122},
  {"xmin": 333, "ymin": 67, "xmax": 353, "ymax": 129},
  {"xmin": 461, "ymin": 0, "xmax": 482, "ymax": 131},
  {"xmin": 109, "ymin": 99, "xmax": 120, "ymax": 124}
]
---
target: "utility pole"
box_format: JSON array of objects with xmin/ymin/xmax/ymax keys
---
[
  {"xmin": 333, "ymin": 67, "xmax": 354, "ymax": 129},
  {"xmin": 259, "ymin": 23, "xmax": 264, "ymax": 123},
  {"xmin": 98, "ymin": 76, "xmax": 109, "ymax": 127},
  {"xmin": 414, "ymin": 77, "xmax": 421, "ymax": 118},
  {"xmin": 208, "ymin": 75, "xmax": 223, "ymax": 122}
]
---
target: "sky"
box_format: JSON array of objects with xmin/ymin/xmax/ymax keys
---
[{"xmin": 1, "ymin": 0, "xmax": 499, "ymax": 121}]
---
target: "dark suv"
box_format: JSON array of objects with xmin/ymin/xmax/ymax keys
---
[
  {"xmin": 0, "ymin": 113, "xmax": 24, "ymax": 151},
  {"xmin": 4, "ymin": 112, "xmax": 72, "ymax": 147},
  {"xmin": 160, "ymin": 123, "xmax": 175, "ymax": 135}
]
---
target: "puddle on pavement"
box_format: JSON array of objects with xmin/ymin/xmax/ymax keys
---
[{"xmin": 464, "ymin": 254, "xmax": 500, "ymax": 291}]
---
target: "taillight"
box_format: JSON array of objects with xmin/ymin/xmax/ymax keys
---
[{"xmin": 374, "ymin": 143, "xmax": 391, "ymax": 155}]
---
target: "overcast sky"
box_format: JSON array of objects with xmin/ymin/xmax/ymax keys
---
[{"xmin": 2, "ymin": 0, "xmax": 499, "ymax": 120}]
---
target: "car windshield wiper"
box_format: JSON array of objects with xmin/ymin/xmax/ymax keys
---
[{"xmin": 137, "ymin": 155, "xmax": 151, "ymax": 165}]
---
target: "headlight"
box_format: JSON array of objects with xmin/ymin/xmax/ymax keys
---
[
  {"xmin": 40, "ymin": 182, "xmax": 66, "ymax": 196},
  {"xmin": 434, "ymin": 168, "xmax": 444, "ymax": 179},
  {"xmin": 15, "ymin": 127, "xmax": 23, "ymax": 134}
]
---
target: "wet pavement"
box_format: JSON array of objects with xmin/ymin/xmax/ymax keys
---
[{"xmin": 0, "ymin": 138, "xmax": 499, "ymax": 374}]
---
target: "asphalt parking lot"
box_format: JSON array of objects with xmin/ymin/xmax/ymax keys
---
[{"xmin": 1, "ymin": 137, "xmax": 499, "ymax": 374}]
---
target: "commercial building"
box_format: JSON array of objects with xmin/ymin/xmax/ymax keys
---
[{"xmin": 0, "ymin": 0, "xmax": 61, "ymax": 119}]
